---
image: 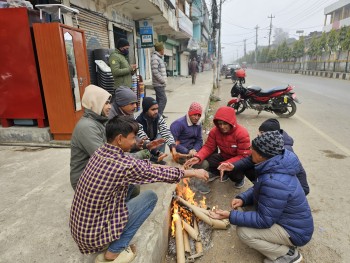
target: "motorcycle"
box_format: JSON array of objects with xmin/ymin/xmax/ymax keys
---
[
  {"xmin": 231, "ymin": 68, "xmax": 246, "ymax": 84},
  {"xmin": 227, "ymin": 82, "xmax": 300, "ymax": 118}
]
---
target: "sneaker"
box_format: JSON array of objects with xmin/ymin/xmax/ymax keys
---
[
  {"xmin": 221, "ymin": 173, "xmax": 230, "ymax": 183},
  {"xmin": 263, "ymin": 249, "xmax": 302, "ymax": 263},
  {"xmin": 196, "ymin": 183, "xmax": 211, "ymax": 195},
  {"xmin": 208, "ymin": 172, "xmax": 220, "ymax": 182},
  {"xmin": 234, "ymin": 178, "xmax": 245, "ymax": 189}
]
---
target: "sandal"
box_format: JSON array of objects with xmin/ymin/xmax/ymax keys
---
[{"xmin": 94, "ymin": 246, "xmax": 136, "ymax": 263}]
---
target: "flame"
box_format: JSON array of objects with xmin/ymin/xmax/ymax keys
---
[{"xmin": 171, "ymin": 178, "xmax": 206, "ymax": 236}]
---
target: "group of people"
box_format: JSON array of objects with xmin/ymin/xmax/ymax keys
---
[{"xmin": 67, "ymin": 38, "xmax": 314, "ymax": 263}]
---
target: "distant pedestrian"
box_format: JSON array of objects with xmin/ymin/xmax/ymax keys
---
[
  {"xmin": 189, "ymin": 57, "xmax": 198, "ymax": 84},
  {"xmin": 109, "ymin": 38, "xmax": 137, "ymax": 89},
  {"xmin": 151, "ymin": 42, "xmax": 167, "ymax": 118}
]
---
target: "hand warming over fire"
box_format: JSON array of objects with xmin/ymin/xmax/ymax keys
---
[
  {"xmin": 208, "ymin": 209, "xmax": 230, "ymax": 220},
  {"xmin": 146, "ymin": 138, "xmax": 166, "ymax": 150},
  {"xmin": 231, "ymin": 198, "xmax": 243, "ymax": 209},
  {"xmin": 183, "ymin": 168, "xmax": 208, "ymax": 181},
  {"xmin": 183, "ymin": 157, "xmax": 200, "ymax": 169}
]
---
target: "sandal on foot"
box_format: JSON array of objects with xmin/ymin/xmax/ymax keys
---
[{"xmin": 113, "ymin": 246, "xmax": 136, "ymax": 263}]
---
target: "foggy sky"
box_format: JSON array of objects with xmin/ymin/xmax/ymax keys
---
[{"xmin": 218, "ymin": 0, "xmax": 336, "ymax": 63}]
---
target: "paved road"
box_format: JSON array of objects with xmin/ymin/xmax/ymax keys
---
[{"xmin": 202, "ymin": 69, "xmax": 350, "ymax": 263}]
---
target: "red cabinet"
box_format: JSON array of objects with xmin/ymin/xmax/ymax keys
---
[{"xmin": 0, "ymin": 8, "xmax": 46, "ymax": 127}]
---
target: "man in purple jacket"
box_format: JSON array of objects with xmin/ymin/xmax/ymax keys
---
[{"xmin": 170, "ymin": 102, "xmax": 203, "ymax": 160}]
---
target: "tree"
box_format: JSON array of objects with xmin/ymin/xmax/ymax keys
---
[{"xmin": 339, "ymin": 26, "xmax": 350, "ymax": 72}]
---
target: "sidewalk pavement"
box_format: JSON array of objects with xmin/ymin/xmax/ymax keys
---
[{"xmin": 0, "ymin": 70, "xmax": 213, "ymax": 263}]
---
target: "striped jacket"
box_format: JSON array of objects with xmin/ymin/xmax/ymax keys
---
[{"xmin": 151, "ymin": 51, "xmax": 167, "ymax": 87}]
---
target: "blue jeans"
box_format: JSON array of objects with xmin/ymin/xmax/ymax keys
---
[
  {"xmin": 108, "ymin": 190, "xmax": 158, "ymax": 253},
  {"xmin": 153, "ymin": 86, "xmax": 167, "ymax": 116}
]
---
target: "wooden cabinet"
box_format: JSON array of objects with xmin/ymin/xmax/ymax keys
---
[
  {"xmin": 33, "ymin": 23, "xmax": 90, "ymax": 140},
  {"xmin": 0, "ymin": 8, "xmax": 46, "ymax": 127}
]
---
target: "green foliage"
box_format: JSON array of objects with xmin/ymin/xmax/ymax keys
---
[
  {"xmin": 328, "ymin": 29, "xmax": 339, "ymax": 53},
  {"xmin": 339, "ymin": 26, "xmax": 350, "ymax": 51}
]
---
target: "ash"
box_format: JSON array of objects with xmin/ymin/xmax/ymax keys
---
[{"xmin": 168, "ymin": 221, "xmax": 213, "ymax": 256}]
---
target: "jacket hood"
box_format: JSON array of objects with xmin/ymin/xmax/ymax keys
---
[
  {"xmin": 281, "ymin": 129, "xmax": 294, "ymax": 152},
  {"xmin": 213, "ymin": 106, "xmax": 237, "ymax": 129},
  {"xmin": 255, "ymin": 149, "xmax": 300, "ymax": 177},
  {"xmin": 82, "ymin": 85, "xmax": 111, "ymax": 115}
]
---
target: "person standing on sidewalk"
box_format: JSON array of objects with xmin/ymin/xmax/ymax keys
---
[
  {"xmin": 69, "ymin": 115, "xmax": 209, "ymax": 263},
  {"xmin": 151, "ymin": 42, "xmax": 167, "ymax": 118},
  {"xmin": 209, "ymin": 131, "xmax": 313, "ymax": 263},
  {"xmin": 109, "ymin": 38, "xmax": 137, "ymax": 89},
  {"xmin": 184, "ymin": 106, "xmax": 251, "ymax": 194},
  {"xmin": 189, "ymin": 57, "xmax": 198, "ymax": 85}
]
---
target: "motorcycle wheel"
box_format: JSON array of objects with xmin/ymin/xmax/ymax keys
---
[
  {"xmin": 228, "ymin": 101, "xmax": 246, "ymax": 114},
  {"xmin": 274, "ymin": 99, "xmax": 297, "ymax": 118}
]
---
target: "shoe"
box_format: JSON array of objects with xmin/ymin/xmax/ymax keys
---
[
  {"xmin": 234, "ymin": 178, "xmax": 245, "ymax": 189},
  {"xmin": 221, "ymin": 173, "xmax": 229, "ymax": 182},
  {"xmin": 208, "ymin": 172, "xmax": 220, "ymax": 182},
  {"xmin": 263, "ymin": 248, "xmax": 302, "ymax": 263},
  {"xmin": 95, "ymin": 246, "xmax": 136, "ymax": 263},
  {"xmin": 196, "ymin": 183, "xmax": 211, "ymax": 195},
  {"xmin": 150, "ymin": 156, "xmax": 167, "ymax": 165}
]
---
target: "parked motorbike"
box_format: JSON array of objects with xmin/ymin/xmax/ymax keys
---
[
  {"xmin": 231, "ymin": 68, "xmax": 246, "ymax": 84},
  {"xmin": 227, "ymin": 82, "xmax": 300, "ymax": 118}
]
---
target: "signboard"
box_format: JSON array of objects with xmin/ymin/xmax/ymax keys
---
[{"xmin": 139, "ymin": 20, "xmax": 153, "ymax": 48}]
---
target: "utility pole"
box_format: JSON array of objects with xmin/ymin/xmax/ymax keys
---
[
  {"xmin": 255, "ymin": 25, "xmax": 259, "ymax": 64},
  {"xmin": 268, "ymin": 14, "xmax": 275, "ymax": 48},
  {"xmin": 244, "ymin": 39, "xmax": 246, "ymax": 57},
  {"xmin": 216, "ymin": 0, "xmax": 223, "ymax": 89}
]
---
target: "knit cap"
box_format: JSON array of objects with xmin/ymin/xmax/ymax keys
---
[
  {"xmin": 116, "ymin": 38, "xmax": 129, "ymax": 49},
  {"xmin": 154, "ymin": 42, "xmax": 164, "ymax": 52},
  {"xmin": 259, "ymin": 118, "xmax": 280, "ymax": 132},
  {"xmin": 188, "ymin": 102, "xmax": 203, "ymax": 116},
  {"xmin": 252, "ymin": 130, "xmax": 284, "ymax": 158},
  {"xmin": 114, "ymin": 86, "xmax": 137, "ymax": 107},
  {"xmin": 142, "ymin": 97, "xmax": 158, "ymax": 113}
]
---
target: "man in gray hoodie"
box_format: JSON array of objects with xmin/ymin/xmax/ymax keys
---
[{"xmin": 151, "ymin": 42, "xmax": 167, "ymax": 117}]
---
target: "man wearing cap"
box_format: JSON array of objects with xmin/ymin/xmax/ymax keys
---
[
  {"xmin": 136, "ymin": 97, "xmax": 178, "ymax": 164},
  {"xmin": 218, "ymin": 118, "xmax": 310, "ymax": 195},
  {"xmin": 170, "ymin": 102, "xmax": 203, "ymax": 158},
  {"xmin": 151, "ymin": 42, "xmax": 167, "ymax": 117},
  {"xmin": 109, "ymin": 87, "xmax": 165, "ymax": 159},
  {"xmin": 109, "ymin": 38, "xmax": 137, "ymax": 89},
  {"xmin": 209, "ymin": 131, "xmax": 314, "ymax": 263}
]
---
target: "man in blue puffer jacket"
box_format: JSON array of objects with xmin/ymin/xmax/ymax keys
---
[{"xmin": 209, "ymin": 131, "xmax": 314, "ymax": 263}]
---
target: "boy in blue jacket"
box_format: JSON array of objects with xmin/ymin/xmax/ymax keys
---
[{"xmin": 209, "ymin": 131, "xmax": 314, "ymax": 263}]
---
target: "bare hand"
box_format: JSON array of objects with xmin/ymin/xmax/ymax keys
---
[
  {"xmin": 208, "ymin": 209, "xmax": 230, "ymax": 220},
  {"xmin": 217, "ymin": 162, "xmax": 234, "ymax": 181},
  {"xmin": 136, "ymin": 137, "xmax": 146, "ymax": 150},
  {"xmin": 184, "ymin": 157, "xmax": 200, "ymax": 169},
  {"xmin": 231, "ymin": 198, "xmax": 243, "ymax": 209},
  {"xmin": 194, "ymin": 169, "xmax": 209, "ymax": 181},
  {"xmin": 157, "ymin": 152, "xmax": 168, "ymax": 162},
  {"xmin": 172, "ymin": 150, "xmax": 190, "ymax": 163},
  {"xmin": 188, "ymin": 149, "xmax": 197, "ymax": 157},
  {"xmin": 146, "ymin": 138, "xmax": 166, "ymax": 150},
  {"xmin": 131, "ymin": 64, "xmax": 137, "ymax": 70}
]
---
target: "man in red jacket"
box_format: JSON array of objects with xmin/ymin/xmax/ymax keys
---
[{"xmin": 185, "ymin": 106, "xmax": 251, "ymax": 193}]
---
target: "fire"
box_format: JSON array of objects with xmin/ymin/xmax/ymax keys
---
[{"xmin": 171, "ymin": 178, "xmax": 207, "ymax": 236}]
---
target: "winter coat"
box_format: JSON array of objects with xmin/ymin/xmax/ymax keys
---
[
  {"xmin": 136, "ymin": 112, "xmax": 175, "ymax": 149},
  {"xmin": 195, "ymin": 106, "xmax": 251, "ymax": 163},
  {"xmin": 70, "ymin": 85, "xmax": 111, "ymax": 190},
  {"xmin": 170, "ymin": 115, "xmax": 203, "ymax": 154},
  {"xmin": 230, "ymin": 150, "xmax": 314, "ymax": 247},
  {"xmin": 234, "ymin": 129, "xmax": 310, "ymax": 195},
  {"xmin": 151, "ymin": 51, "xmax": 167, "ymax": 87},
  {"xmin": 109, "ymin": 49, "xmax": 133, "ymax": 88}
]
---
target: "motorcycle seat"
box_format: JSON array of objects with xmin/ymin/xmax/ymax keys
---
[
  {"xmin": 247, "ymin": 85, "xmax": 262, "ymax": 92},
  {"xmin": 259, "ymin": 86, "xmax": 288, "ymax": 94}
]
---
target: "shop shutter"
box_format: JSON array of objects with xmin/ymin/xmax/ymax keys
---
[{"xmin": 71, "ymin": 5, "xmax": 109, "ymax": 49}]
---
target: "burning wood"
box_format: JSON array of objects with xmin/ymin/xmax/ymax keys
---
[{"xmin": 170, "ymin": 179, "xmax": 229, "ymax": 262}]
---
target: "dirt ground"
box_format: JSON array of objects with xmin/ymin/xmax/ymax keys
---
[{"xmin": 165, "ymin": 78, "xmax": 344, "ymax": 263}]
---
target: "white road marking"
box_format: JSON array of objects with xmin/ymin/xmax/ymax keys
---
[{"xmin": 295, "ymin": 115, "xmax": 350, "ymax": 156}]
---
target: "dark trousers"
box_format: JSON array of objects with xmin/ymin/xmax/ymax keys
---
[
  {"xmin": 197, "ymin": 153, "xmax": 245, "ymax": 183},
  {"xmin": 153, "ymin": 86, "xmax": 167, "ymax": 116},
  {"xmin": 191, "ymin": 72, "xmax": 197, "ymax": 84}
]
